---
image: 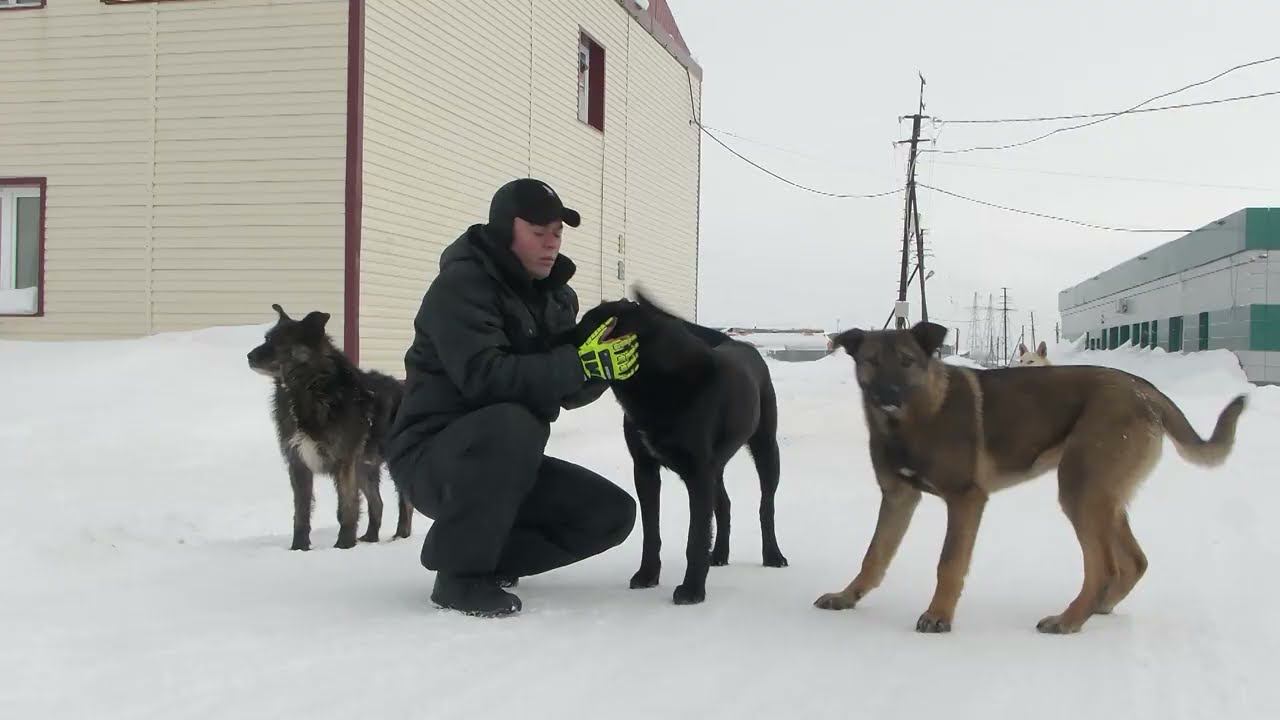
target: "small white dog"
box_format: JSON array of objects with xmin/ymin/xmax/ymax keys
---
[{"xmin": 1015, "ymin": 341, "xmax": 1051, "ymax": 366}]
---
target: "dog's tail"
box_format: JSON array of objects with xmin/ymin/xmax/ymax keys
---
[{"xmin": 1153, "ymin": 391, "xmax": 1246, "ymax": 467}]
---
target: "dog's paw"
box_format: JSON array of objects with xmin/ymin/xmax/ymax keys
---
[
  {"xmin": 629, "ymin": 567, "xmax": 660, "ymax": 589},
  {"xmin": 813, "ymin": 591, "xmax": 859, "ymax": 611},
  {"xmin": 710, "ymin": 549, "xmax": 729, "ymax": 567},
  {"xmin": 763, "ymin": 550, "xmax": 789, "ymax": 568},
  {"xmin": 334, "ymin": 533, "xmax": 357, "ymax": 550},
  {"xmin": 915, "ymin": 612, "xmax": 952, "ymax": 634},
  {"xmin": 394, "ymin": 527, "xmax": 412, "ymax": 540},
  {"xmin": 290, "ymin": 541, "xmax": 311, "ymax": 552},
  {"xmin": 358, "ymin": 531, "xmax": 379, "ymax": 544},
  {"xmin": 673, "ymin": 584, "xmax": 706, "ymax": 605},
  {"xmin": 1036, "ymin": 614, "xmax": 1083, "ymax": 635}
]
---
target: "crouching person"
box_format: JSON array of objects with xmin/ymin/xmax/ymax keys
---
[{"xmin": 387, "ymin": 178, "xmax": 639, "ymax": 618}]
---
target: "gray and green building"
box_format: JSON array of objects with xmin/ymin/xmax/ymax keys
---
[{"xmin": 1058, "ymin": 207, "xmax": 1280, "ymax": 384}]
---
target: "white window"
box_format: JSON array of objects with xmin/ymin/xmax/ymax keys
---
[
  {"xmin": 0, "ymin": 183, "xmax": 43, "ymax": 316},
  {"xmin": 0, "ymin": 0, "xmax": 46, "ymax": 9}
]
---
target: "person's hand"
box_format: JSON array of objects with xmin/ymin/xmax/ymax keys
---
[{"xmin": 577, "ymin": 318, "xmax": 639, "ymax": 381}]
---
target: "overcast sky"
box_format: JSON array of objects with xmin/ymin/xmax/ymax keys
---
[{"xmin": 673, "ymin": 0, "xmax": 1280, "ymax": 352}]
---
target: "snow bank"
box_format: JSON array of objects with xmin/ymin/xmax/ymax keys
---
[
  {"xmin": 1, "ymin": 325, "xmax": 1276, "ymax": 719},
  {"xmin": 730, "ymin": 331, "xmax": 832, "ymax": 351}
]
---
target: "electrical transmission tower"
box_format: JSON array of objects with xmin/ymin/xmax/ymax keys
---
[
  {"xmin": 1000, "ymin": 287, "xmax": 1017, "ymax": 365},
  {"xmin": 968, "ymin": 291, "xmax": 980, "ymax": 357}
]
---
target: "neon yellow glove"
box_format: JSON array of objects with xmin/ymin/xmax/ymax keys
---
[{"xmin": 578, "ymin": 318, "xmax": 639, "ymax": 381}]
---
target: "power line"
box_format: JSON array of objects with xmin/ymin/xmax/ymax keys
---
[
  {"xmin": 685, "ymin": 119, "xmax": 1276, "ymax": 193},
  {"xmin": 929, "ymin": 158, "xmax": 1280, "ymax": 193},
  {"xmin": 683, "ymin": 68, "xmax": 903, "ymax": 200},
  {"xmin": 939, "ymin": 88, "xmax": 1280, "ymax": 124},
  {"xmin": 917, "ymin": 182, "xmax": 1193, "ymax": 233},
  {"xmin": 925, "ymin": 54, "xmax": 1280, "ymax": 154},
  {"xmin": 701, "ymin": 127, "xmax": 905, "ymax": 199}
]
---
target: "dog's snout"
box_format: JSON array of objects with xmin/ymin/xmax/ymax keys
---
[{"xmin": 870, "ymin": 383, "xmax": 903, "ymax": 408}]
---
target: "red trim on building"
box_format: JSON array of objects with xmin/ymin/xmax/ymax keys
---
[
  {"xmin": 0, "ymin": 176, "xmax": 47, "ymax": 318},
  {"xmin": 587, "ymin": 40, "xmax": 606, "ymax": 132},
  {"xmin": 343, "ymin": 0, "xmax": 365, "ymax": 364},
  {"xmin": 621, "ymin": 0, "xmax": 700, "ymax": 78},
  {"xmin": 646, "ymin": 0, "xmax": 690, "ymax": 57}
]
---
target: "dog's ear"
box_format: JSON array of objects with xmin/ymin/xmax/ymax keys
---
[
  {"xmin": 630, "ymin": 285, "xmax": 670, "ymax": 315},
  {"xmin": 632, "ymin": 286, "xmax": 657, "ymax": 310},
  {"xmin": 301, "ymin": 310, "xmax": 330, "ymax": 333},
  {"xmin": 1018, "ymin": 342, "xmax": 1028, "ymax": 355},
  {"xmin": 831, "ymin": 329, "xmax": 865, "ymax": 356},
  {"xmin": 272, "ymin": 303, "xmax": 291, "ymax": 322},
  {"xmin": 909, "ymin": 322, "xmax": 948, "ymax": 356},
  {"xmin": 1036, "ymin": 341, "xmax": 1048, "ymax": 358}
]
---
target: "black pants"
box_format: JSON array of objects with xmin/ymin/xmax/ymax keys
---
[{"xmin": 392, "ymin": 403, "xmax": 636, "ymax": 577}]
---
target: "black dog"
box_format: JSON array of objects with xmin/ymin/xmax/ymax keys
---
[
  {"xmin": 568, "ymin": 291, "xmax": 788, "ymax": 604},
  {"xmin": 247, "ymin": 304, "xmax": 412, "ymax": 550}
]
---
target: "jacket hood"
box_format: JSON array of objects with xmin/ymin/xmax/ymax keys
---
[{"xmin": 440, "ymin": 224, "xmax": 576, "ymax": 294}]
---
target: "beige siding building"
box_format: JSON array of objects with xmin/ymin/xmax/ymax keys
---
[{"xmin": 0, "ymin": 0, "xmax": 702, "ymax": 375}]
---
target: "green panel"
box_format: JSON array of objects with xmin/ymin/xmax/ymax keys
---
[
  {"xmin": 1109, "ymin": 327, "xmax": 1119, "ymax": 349},
  {"xmin": 1140, "ymin": 321, "xmax": 1150, "ymax": 347},
  {"xmin": 1120, "ymin": 325, "xmax": 1131, "ymax": 345},
  {"xmin": 1246, "ymin": 208, "xmax": 1280, "ymax": 250},
  {"xmin": 1152, "ymin": 320, "xmax": 1159, "ymax": 348},
  {"xmin": 1131, "ymin": 323, "xmax": 1139, "ymax": 346},
  {"xmin": 1250, "ymin": 304, "xmax": 1280, "ymax": 351},
  {"xmin": 1168, "ymin": 316, "xmax": 1183, "ymax": 352},
  {"xmin": 1198, "ymin": 312, "xmax": 1209, "ymax": 351}
]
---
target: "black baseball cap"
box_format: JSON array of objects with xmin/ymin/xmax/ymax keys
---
[{"xmin": 488, "ymin": 178, "xmax": 581, "ymax": 229}]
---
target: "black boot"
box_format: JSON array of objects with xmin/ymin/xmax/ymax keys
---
[{"xmin": 430, "ymin": 573, "xmax": 522, "ymax": 617}]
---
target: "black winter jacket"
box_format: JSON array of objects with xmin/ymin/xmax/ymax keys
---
[{"xmin": 387, "ymin": 224, "xmax": 606, "ymax": 460}]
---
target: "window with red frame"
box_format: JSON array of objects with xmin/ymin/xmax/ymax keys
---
[{"xmin": 577, "ymin": 32, "xmax": 605, "ymax": 132}]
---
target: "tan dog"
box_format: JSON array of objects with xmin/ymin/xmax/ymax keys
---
[
  {"xmin": 1015, "ymin": 340, "xmax": 1050, "ymax": 366},
  {"xmin": 815, "ymin": 321, "xmax": 1245, "ymax": 634}
]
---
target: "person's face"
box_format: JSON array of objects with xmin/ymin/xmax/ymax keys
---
[{"xmin": 510, "ymin": 217, "xmax": 563, "ymax": 279}]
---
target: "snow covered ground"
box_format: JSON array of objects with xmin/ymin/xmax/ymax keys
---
[{"xmin": 2, "ymin": 326, "xmax": 1278, "ymax": 718}]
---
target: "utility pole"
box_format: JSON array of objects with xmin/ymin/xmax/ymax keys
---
[
  {"xmin": 914, "ymin": 212, "xmax": 929, "ymax": 323},
  {"xmin": 893, "ymin": 74, "xmax": 928, "ymax": 329},
  {"xmin": 1000, "ymin": 287, "xmax": 1012, "ymax": 365},
  {"xmin": 1030, "ymin": 311, "xmax": 1037, "ymax": 348},
  {"xmin": 1055, "ymin": 322, "xmax": 1060, "ymax": 344}
]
